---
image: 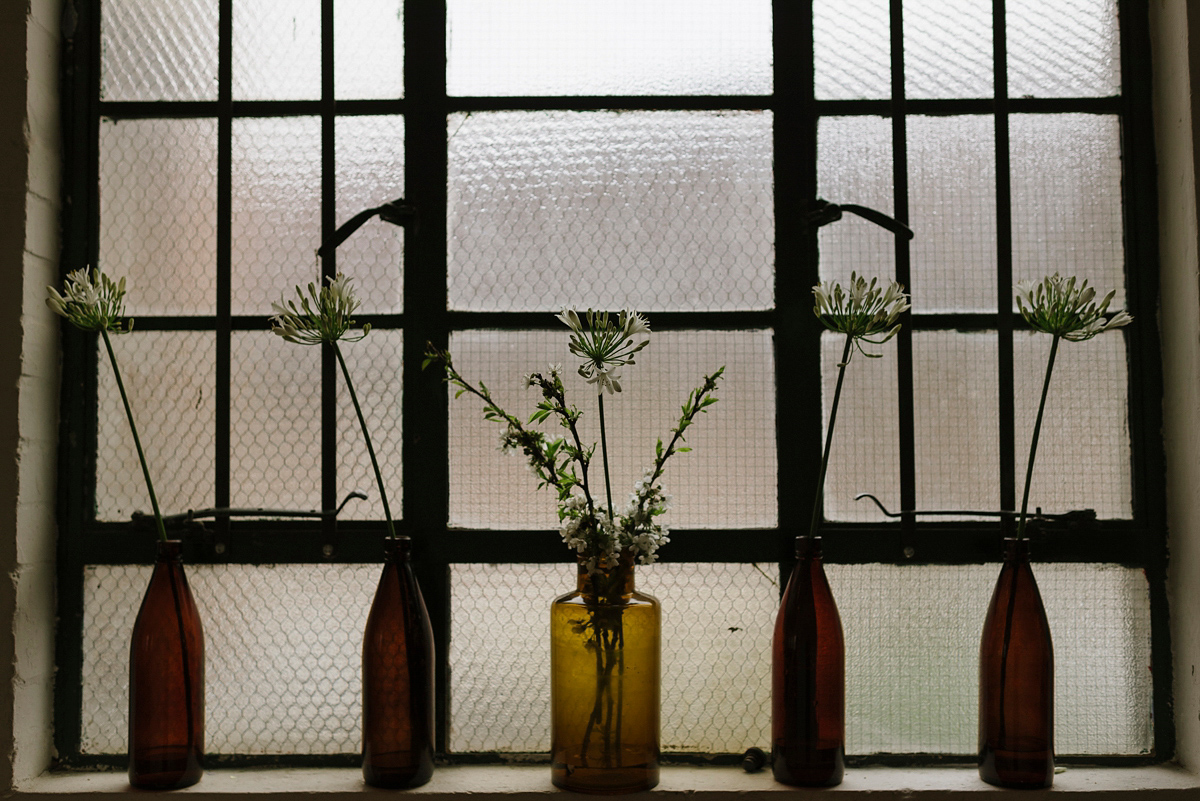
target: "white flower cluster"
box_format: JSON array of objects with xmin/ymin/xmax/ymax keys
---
[
  {"xmin": 270, "ymin": 273, "xmax": 370, "ymax": 345},
  {"xmin": 557, "ymin": 467, "xmax": 673, "ymax": 575},
  {"xmin": 556, "ymin": 309, "xmax": 650, "ymax": 395},
  {"xmin": 46, "ymin": 267, "xmax": 129, "ymax": 333},
  {"xmin": 1015, "ymin": 273, "xmax": 1132, "ymax": 342},
  {"xmin": 812, "ymin": 272, "xmax": 910, "ymax": 352}
]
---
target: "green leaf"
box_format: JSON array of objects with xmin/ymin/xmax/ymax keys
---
[
  {"xmin": 677, "ymin": 447, "xmax": 692, "ymax": 452},
  {"xmin": 455, "ymin": 388, "xmax": 466, "ymax": 398}
]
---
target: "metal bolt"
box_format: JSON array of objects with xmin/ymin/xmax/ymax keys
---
[
  {"xmin": 214, "ymin": 542, "xmax": 226, "ymax": 555},
  {"xmin": 903, "ymin": 546, "xmax": 915, "ymax": 559},
  {"xmin": 322, "ymin": 543, "xmax": 334, "ymax": 558}
]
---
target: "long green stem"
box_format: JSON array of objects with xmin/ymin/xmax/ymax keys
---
[
  {"xmin": 809, "ymin": 333, "xmax": 855, "ymax": 539},
  {"xmin": 1016, "ymin": 334, "xmax": 1060, "ymax": 540},
  {"xmin": 333, "ymin": 342, "xmax": 396, "ymax": 538},
  {"xmin": 597, "ymin": 392, "xmax": 615, "ymax": 521},
  {"xmin": 101, "ymin": 329, "xmax": 166, "ymax": 542}
]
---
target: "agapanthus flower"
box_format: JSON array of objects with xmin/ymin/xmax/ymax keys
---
[
  {"xmin": 271, "ymin": 273, "xmax": 370, "ymax": 345},
  {"xmin": 556, "ymin": 309, "xmax": 650, "ymax": 394},
  {"xmin": 1015, "ymin": 273, "xmax": 1132, "ymax": 341},
  {"xmin": 813, "ymin": 272, "xmax": 910, "ymax": 360},
  {"xmin": 46, "ymin": 267, "xmax": 130, "ymax": 333}
]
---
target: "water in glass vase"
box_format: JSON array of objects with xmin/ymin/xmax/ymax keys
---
[{"xmin": 550, "ymin": 557, "xmax": 661, "ymax": 794}]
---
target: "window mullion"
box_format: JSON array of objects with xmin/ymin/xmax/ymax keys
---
[{"xmin": 993, "ymin": 0, "xmax": 1017, "ymax": 525}]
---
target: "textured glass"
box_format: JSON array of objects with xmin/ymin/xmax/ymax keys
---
[
  {"xmin": 908, "ymin": 115, "xmax": 996, "ymax": 313},
  {"xmin": 814, "ymin": 0, "xmax": 890, "ymax": 100},
  {"xmin": 446, "ymin": 0, "xmax": 771, "ymax": 96},
  {"xmin": 230, "ymin": 331, "xmax": 322, "ymax": 511},
  {"xmin": 817, "ymin": 116, "xmax": 895, "ymax": 287},
  {"xmin": 449, "ymin": 563, "xmax": 775, "ymax": 754},
  {"xmin": 81, "ymin": 563, "xmax": 376, "ymax": 754},
  {"xmin": 336, "ymin": 116, "xmax": 404, "ymax": 314},
  {"xmin": 231, "ymin": 117, "xmax": 322, "ymax": 315},
  {"xmin": 1010, "ymin": 114, "xmax": 1124, "ymax": 309},
  {"xmin": 448, "ymin": 330, "xmax": 776, "ymax": 530},
  {"xmin": 100, "ymin": 0, "xmax": 219, "ymax": 101},
  {"xmin": 1014, "ymin": 331, "xmax": 1131, "ymax": 519},
  {"xmin": 1007, "ymin": 0, "xmax": 1119, "ymax": 98},
  {"xmin": 448, "ymin": 111, "xmax": 774, "ymax": 312},
  {"xmin": 822, "ymin": 333, "xmax": 899, "ymax": 523},
  {"xmin": 335, "ymin": 0, "xmax": 404, "ymax": 99},
  {"xmin": 337, "ymin": 331, "xmax": 403, "ymax": 521},
  {"xmin": 831, "ymin": 563, "xmax": 1152, "ymax": 755},
  {"xmin": 233, "ymin": 0, "xmax": 321, "ymax": 100},
  {"xmin": 99, "ymin": 118, "xmax": 218, "ymax": 316},
  {"xmin": 96, "ymin": 332, "xmax": 215, "ymax": 521},
  {"xmin": 913, "ymin": 331, "xmax": 999, "ymax": 517},
  {"xmin": 904, "ymin": 0, "xmax": 992, "ymax": 99}
]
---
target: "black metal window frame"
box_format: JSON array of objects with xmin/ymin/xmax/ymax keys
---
[{"xmin": 54, "ymin": 0, "xmax": 1168, "ymax": 769}]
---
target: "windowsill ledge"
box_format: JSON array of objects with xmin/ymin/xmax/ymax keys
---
[{"xmin": 14, "ymin": 764, "xmax": 1200, "ymax": 799}]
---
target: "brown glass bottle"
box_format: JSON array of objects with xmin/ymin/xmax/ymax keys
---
[
  {"xmin": 128, "ymin": 539, "xmax": 204, "ymax": 789},
  {"xmin": 362, "ymin": 536, "xmax": 435, "ymax": 788},
  {"xmin": 551, "ymin": 556, "xmax": 661, "ymax": 794},
  {"xmin": 979, "ymin": 537, "xmax": 1054, "ymax": 788},
  {"xmin": 771, "ymin": 535, "xmax": 844, "ymax": 787}
]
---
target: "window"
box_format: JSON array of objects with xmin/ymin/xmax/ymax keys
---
[{"xmin": 55, "ymin": 0, "xmax": 1166, "ymax": 768}]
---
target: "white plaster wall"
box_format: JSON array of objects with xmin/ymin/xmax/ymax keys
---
[{"xmin": 0, "ymin": 0, "xmax": 61, "ymax": 789}]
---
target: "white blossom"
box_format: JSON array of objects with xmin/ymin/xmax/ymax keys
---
[
  {"xmin": 1016, "ymin": 273, "xmax": 1132, "ymax": 341},
  {"xmin": 270, "ymin": 273, "xmax": 370, "ymax": 345}
]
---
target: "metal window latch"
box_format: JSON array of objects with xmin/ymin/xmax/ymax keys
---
[
  {"xmin": 806, "ymin": 199, "xmax": 915, "ymax": 240},
  {"xmin": 315, "ymin": 197, "xmax": 417, "ymax": 260}
]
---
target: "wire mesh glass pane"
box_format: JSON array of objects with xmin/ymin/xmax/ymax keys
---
[
  {"xmin": 97, "ymin": 332, "xmax": 216, "ymax": 521},
  {"xmin": 817, "ymin": 116, "xmax": 896, "ymax": 287},
  {"xmin": 814, "ymin": 0, "xmax": 890, "ymax": 100},
  {"xmin": 908, "ymin": 115, "xmax": 996, "ymax": 313},
  {"xmin": 230, "ymin": 331, "xmax": 322, "ymax": 511},
  {"xmin": 449, "ymin": 562, "xmax": 775, "ymax": 754},
  {"xmin": 446, "ymin": 0, "xmax": 772, "ymax": 97},
  {"xmin": 100, "ymin": 0, "xmax": 218, "ymax": 101},
  {"xmin": 822, "ymin": 333, "xmax": 899, "ymax": 523},
  {"xmin": 335, "ymin": 0, "xmax": 404, "ymax": 99},
  {"xmin": 1010, "ymin": 113, "xmax": 1125, "ymax": 309},
  {"xmin": 904, "ymin": 0, "xmax": 992, "ymax": 99},
  {"xmin": 448, "ymin": 111, "xmax": 774, "ymax": 312},
  {"xmin": 99, "ymin": 118, "xmax": 218, "ymax": 316},
  {"xmin": 81, "ymin": 562, "xmax": 377, "ymax": 754},
  {"xmin": 1014, "ymin": 331, "xmax": 1131, "ymax": 519},
  {"xmin": 337, "ymin": 330, "xmax": 402, "ymax": 522},
  {"xmin": 231, "ymin": 117, "xmax": 323, "ymax": 316},
  {"xmin": 831, "ymin": 562, "xmax": 1151, "ymax": 755},
  {"xmin": 913, "ymin": 331, "xmax": 999, "ymax": 517},
  {"xmin": 232, "ymin": 0, "xmax": 321, "ymax": 101},
  {"xmin": 335, "ymin": 115, "xmax": 404, "ymax": 314},
  {"xmin": 448, "ymin": 329, "xmax": 775, "ymax": 530},
  {"xmin": 1007, "ymin": 0, "xmax": 1119, "ymax": 98}
]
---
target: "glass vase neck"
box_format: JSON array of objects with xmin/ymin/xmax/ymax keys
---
[
  {"xmin": 576, "ymin": 554, "xmax": 636, "ymax": 597},
  {"xmin": 794, "ymin": 535, "xmax": 823, "ymax": 560},
  {"xmin": 383, "ymin": 536, "xmax": 412, "ymax": 561},
  {"xmin": 156, "ymin": 539, "xmax": 183, "ymax": 561},
  {"xmin": 1003, "ymin": 537, "xmax": 1030, "ymax": 561}
]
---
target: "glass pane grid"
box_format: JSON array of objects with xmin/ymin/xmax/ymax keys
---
[
  {"xmin": 813, "ymin": 0, "xmax": 890, "ymax": 100},
  {"xmin": 1006, "ymin": 0, "xmax": 1120, "ymax": 98},
  {"xmin": 903, "ymin": 0, "xmax": 993, "ymax": 99},
  {"xmin": 232, "ymin": 0, "xmax": 321, "ymax": 101},
  {"xmin": 101, "ymin": 0, "xmax": 219, "ymax": 101},
  {"xmin": 337, "ymin": 332, "xmax": 403, "ymax": 521}
]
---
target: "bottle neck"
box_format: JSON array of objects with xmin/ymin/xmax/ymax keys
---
[
  {"xmin": 794, "ymin": 535, "xmax": 823, "ymax": 561},
  {"xmin": 1002, "ymin": 537, "xmax": 1030, "ymax": 562},
  {"xmin": 156, "ymin": 539, "xmax": 183, "ymax": 562},
  {"xmin": 576, "ymin": 553, "xmax": 636, "ymax": 597},
  {"xmin": 383, "ymin": 536, "xmax": 412, "ymax": 563}
]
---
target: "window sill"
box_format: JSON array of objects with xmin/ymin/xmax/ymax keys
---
[{"xmin": 14, "ymin": 764, "xmax": 1200, "ymax": 798}]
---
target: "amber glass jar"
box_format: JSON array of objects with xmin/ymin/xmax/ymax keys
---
[
  {"xmin": 979, "ymin": 537, "xmax": 1054, "ymax": 788},
  {"xmin": 128, "ymin": 539, "xmax": 205, "ymax": 790},
  {"xmin": 771, "ymin": 535, "xmax": 844, "ymax": 787},
  {"xmin": 362, "ymin": 536, "xmax": 435, "ymax": 788},
  {"xmin": 550, "ymin": 555, "xmax": 661, "ymax": 794}
]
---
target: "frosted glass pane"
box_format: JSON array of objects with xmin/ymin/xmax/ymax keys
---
[
  {"xmin": 908, "ymin": 115, "xmax": 996, "ymax": 313},
  {"xmin": 448, "ymin": 330, "xmax": 776, "ymax": 530},
  {"xmin": 904, "ymin": 0, "xmax": 992, "ymax": 99},
  {"xmin": 448, "ymin": 111, "xmax": 774, "ymax": 312},
  {"xmin": 1007, "ymin": 0, "xmax": 1119, "ymax": 98},
  {"xmin": 81, "ymin": 563, "xmax": 376, "ymax": 754},
  {"xmin": 337, "ymin": 331, "xmax": 403, "ymax": 521},
  {"xmin": 814, "ymin": 0, "xmax": 890, "ymax": 100},
  {"xmin": 449, "ymin": 563, "xmax": 775, "ymax": 753},
  {"xmin": 101, "ymin": 0, "xmax": 219, "ymax": 101},
  {"xmin": 832, "ymin": 562, "xmax": 1151, "ymax": 755},
  {"xmin": 1014, "ymin": 331, "xmax": 1131, "ymax": 519},
  {"xmin": 446, "ymin": 0, "xmax": 772, "ymax": 96},
  {"xmin": 335, "ymin": 0, "xmax": 404, "ymax": 99},
  {"xmin": 1010, "ymin": 114, "xmax": 1124, "ymax": 309},
  {"xmin": 233, "ymin": 0, "xmax": 321, "ymax": 100},
  {"xmin": 822, "ymin": 333, "xmax": 899, "ymax": 523},
  {"xmin": 99, "ymin": 118, "xmax": 218, "ymax": 316},
  {"xmin": 231, "ymin": 117, "xmax": 322, "ymax": 315},
  {"xmin": 817, "ymin": 116, "xmax": 895, "ymax": 286},
  {"xmin": 335, "ymin": 116, "xmax": 404, "ymax": 314},
  {"xmin": 913, "ymin": 331, "xmax": 999, "ymax": 516},
  {"xmin": 230, "ymin": 332, "xmax": 322, "ymax": 510},
  {"xmin": 96, "ymin": 332, "xmax": 215, "ymax": 521}
]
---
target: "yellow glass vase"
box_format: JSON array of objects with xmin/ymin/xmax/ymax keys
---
[{"xmin": 550, "ymin": 555, "xmax": 661, "ymax": 794}]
